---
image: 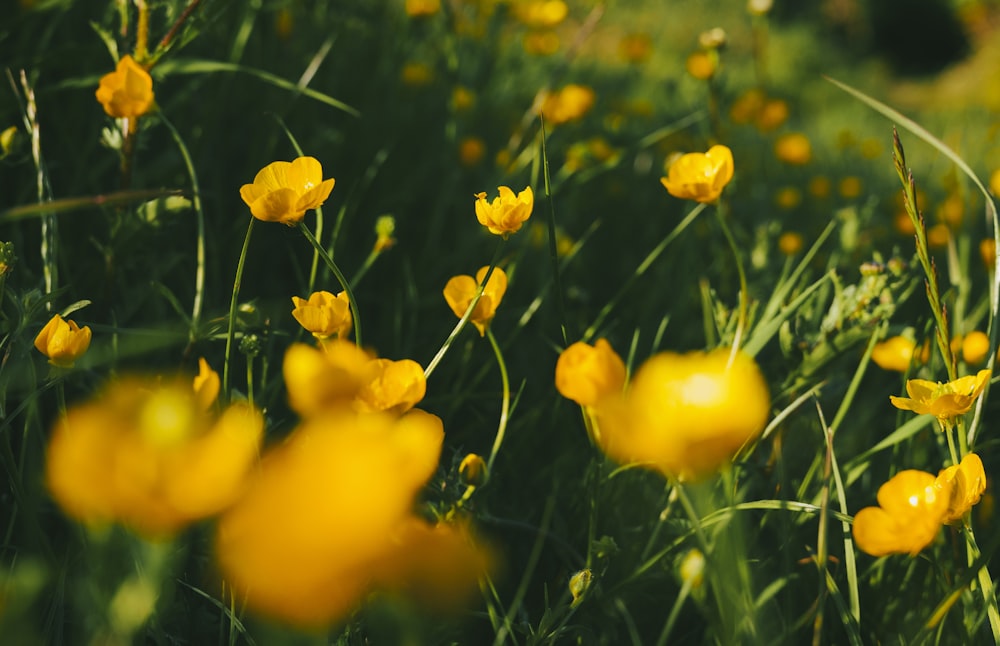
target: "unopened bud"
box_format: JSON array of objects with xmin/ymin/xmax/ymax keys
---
[
  {"xmin": 569, "ymin": 568, "xmax": 592, "ymax": 605},
  {"xmin": 459, "ymin": 453, "xmax": 487, "ymax": 487},
  {"xmin": 679, "ymin": 549, "xmax": 705, "ymax": 589}
]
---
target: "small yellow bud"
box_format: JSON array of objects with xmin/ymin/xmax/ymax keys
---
[
  {"xmin": 569, "ymin": 568, "xmax": 592, "ymax": 605},
  {"xmin": 374, "ymin": 215, "xmax": 396, "ymax": 253},
  {"xmin": 458, "ymin": 453, "xmax": 488, "ymax": 487},
  {"xmin": 679, "ymin": 549, "xmax": 705, "ymax": 589}
]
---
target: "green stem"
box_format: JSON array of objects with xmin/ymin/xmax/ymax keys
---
[
  {"xmin": 714, "ymin": 201, "xmax": 748, "ymax": 364},
  {"xmin": 297, "ymin": 222, "xmax": 362, "ymax": 348},
  {"xmin": 223, "ymin": 217, "xmax": 255, "ymax": 400},
  {"xmin": 485, "ymin": 329, "xmax": 510, "ymax": 475},
  {"xmin": 540, "ymin": 118, "xmax": 569, "ymax": 346}
]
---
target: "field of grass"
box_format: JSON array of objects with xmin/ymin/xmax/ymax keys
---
[{"xmin": 4, "ymin": 1, "xmax": 1000, "ymax": 644}]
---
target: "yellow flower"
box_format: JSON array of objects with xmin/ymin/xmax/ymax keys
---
[
  {"xmin": 291, "ymin": 290, "xmax": 352, "ymax": 340},
  {"xmin": 871, "ymin": 335, "xmax": 926, "ymax": 372},
  {"xmin": 540, "ymin": 84, "xmax": 595, "ymax": 125},
  {"xmin": 214, "ymin": 406, "xmax": 487, "ymax": 627},
  {"xmin": 405, "ymin": 0, "xmax": 440, "ymax": 17},
  {"xmin": 95, "ymin": 55, "xmax": 154, "ymax": 119},
  {"xmin": 458, "ymin": 453, "xmax": 487, "ymax": 487},
  {"xmin": 936, "ymin": 453, "xmax": 987, "ymax": 524},
  {"xmin": 443, "ymin": 266, "xmax": 508, "ymax": 336},
  {"xmin": 34, "ymin": 313, "xmax": 92, "ymax": 368},
  {"xmin": 889, "ymin": 370, "xmax": 991, "ymax": 421},
  {"xmin": 685, "ymin": 50, "xmax": 718, "ymax": 80},
  {"xmin": 619, "ymin": 33, "xmax": 652, "ymax": 64},
  {"xmin": 777, "ymin": 231, "xmax": 804, "ymax": 256},
  {"xmin": 555, "ymin": 339, "xmax": 627, "ymax": 407},
  {"xmin": 459, "ymin": 136, "xmax": 486, "ymax": 166},
  {"xmin": 852, "ymin": 470, "xmax": 950, "ymax": 557},
  {"xmin": 595, "ymin": 349, "xmax": 770, "ymax": 481},
  {"xmin": 45, "ymin": 378, "xmax": 263, "ymax": 537},
  {"xmin": 283, "ymin": 341, "xmax": 376, "ymax": 417},
  {"xmin": 981, "ymin": 238, "xmax": 996, "ymax": 271},
  {"xmin": 475, "ymin": 186, "xmax": 534, "ymax": 237},
  {"xmin": 513, "ymin": 0, "xmax": 569, "ymax": 28},
  {"xmin": 774, "ymin": 132, "xmax": 812, "ymax": 165},
  {"xmin": 373, "ymin": 215, "xmax": 396, "ymax": 253},
  {"xmin": 239, "ymin": 156, "xmax": 335, "ymax": 226},
  {"xmin": 962, "ymin": 331, "xmax": 991, "ymax": 365},
  {"xmin": 356, "ymin": 358, "xmax": 427, "ymax": 414},
  {"xmin": 755, "ymin": 98, "xmax": 789, "ymax": 132},
  {"xmin": 193, "ymin": 357, "xmax": 220, "ymax": 410},
  {"xmin": 659, "ymin": 145, "xmax": 734, "ymax": 204}
]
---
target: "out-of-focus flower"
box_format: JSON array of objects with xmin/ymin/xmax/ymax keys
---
[
  {"xmin": 755, "ymin": 98, "xmax": 788, "ymax": 131},
  {"xmin": 729, "ymin": 88, "xmax": 765, "ymax": 124},
  {"xmin": 555, "ymin": 339, "xmax": 626, "ymax": 407},
  {"xmin": 405, "ymin": 0, "xmax": 441, "ymax": 17},
  {"xmin": 34, "ymin": 313, "xmax": 92, "ymax": 368},
  {"xmin": 0, "ymin": 126, "xmax": 17, "ymax": 158},
  {"xmin": 291, "ymin": 290, "xmax": 352, "ymax": 340},
  {"xmin": 961, "ymin": 331, "xmax": 991, "ymax": 365},
  {"xmin": 872, "ymin": 335, "xmax": 926, "ymax": 372},
  {"xmin": 808, "ymin": 175, "xmax": 832, "ymax": 199},
  {"xmin": 452, "ymin": 86, "xmax": 476, "ymax": 112},
  {"xmin": 541, "ymin": 85, "xmax": 595, "ymax": 125},
  {"xmin": 356, "ymin": 358, "xmax": 427, "ymax": 414},
  {"xmin": 838, "ymin": 176, "xmax": 863, "ymax": 199},
  {"xmin": 778, "ymin": 231, "xmax": 804, "ymax": 256},
  {"xmin": 443, "ymin": 266, "xmax": 508, "ymax": 336},
  {"xmin": 215, "ymin": 406, "xmax": 487, "ymax": 627},
  {"xmin": 774, "ymin": 186, "xmax": 802, "ymax": 209},
  {"xmin": 679, "ymin": 549, "xmax": 705, "ymax": 588},
  {"xmin": 96, "ymin": 55, "xmax": 154, "ymax": 119},
  {"xmin": 989, "ymin": 168, "xmax": 1000, "ymax": 197},
  {"xmin": 46, "ymin": 378, "xmax": 263, "ymax": 537},
  {"xmin": 283, "ymin": 341, "xmax": 376, "ymax": 417},
  {"xmin": 698, "ymin": 27, "xmax": 727, "ymax": 49},
  {"xmin": 523, "ymin": 30, "xmax": 561, "ymax": 55},
  {"xmin": 459, "ymin": 136, "xmax": 486, "ymax": 166},
  {"xmin": 619, "ymin": 33, "xmax": 652, "ymax": 63},
  {"xmin": 685, "ymin": 50, "xmax": 718, "ymax": 80},
  {"xmin": 937, "ymin": 193, "xmax": 964, "ymax": 228},
  {"xmin": 513, "ymin": 0, "xmax": 568, "ymax": 28},
  {"xmin": 459, "ymin": 453, "xmax": 487, "ymax": 487},
  {"xmin": 193, "ymin": 358, "xmax": 220, "ymax": 410},
  {"xmin": 475, "ymin": 186, "xmax": 533, "ymax": 236},
  {"xmin": 852, "ymin": 470, "xmax": 950, "ymax": 557},
  {"xmin": 894, "ymin": 212, "xmax": 917, "ymax": 236},
  {"xmin": 660, "ymin": 145, "xmax": 734, "ymax": 203},
  {"xmin": 595, "ymin": 349, "xmax": 770, "ymax": 481},
  {"xmin": 239, "ymin": 157, "xmax": 335, "ymax": 226},
  {"xmin": 927, "ymin": 223, "xmax": 950, "ymax": 249},
  {"xmin": 774, "ymin": 133, "xmax": 812, "ymax": 165},
  {"xmin": 747, "ymin": 0, "xmax": 773, "ymax": 15},
  {"xmin": 937, "ymin": 453, "xmax": 987, "ymax": 524},
  {"xmin": 274, "ymin": 7, "xmax": 294, "ymax": 38},
  {"xmin": 374, "ymin": 215, "xmax": 396, "ymax": 253},
  {"xmin": 981, "ymin": 238, "xmax": 996, "ymax": 271},
  {"xmin": 889, "ymin": 370, "xmax": 991, "ymax": 421},
  {"xmin": 401, "ymin": 61, "xmax": 434, "ymax": 86}
]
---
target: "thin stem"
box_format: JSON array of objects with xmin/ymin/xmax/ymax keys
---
[
  {"xmin": 223, "ymin": 217, "xmax": 255, "ymax": 400},
  {"xmin": 245, "ymin": 355, "xmax": 254, "ymax": 409},
  {"xmin": 485, "ymin": 329, "xmax": 510, "ymax": 475},
  {"xmin": 714, "ymin": 201, "xmax": 748, "ymax": 364},
  {"xmin": 297, "ymin": 222, "xmax": 362, "ymax": 348},
  {"xmin": 155, "ymin": 0, "xmax": 204, "ymax": 55},
  {"xmin": 540, "ymin": 118, "xmax": 569, "ymax": 346},
  {"xmin": 135, "ymin": 0, "xmax": 150, "ymax": 60}
]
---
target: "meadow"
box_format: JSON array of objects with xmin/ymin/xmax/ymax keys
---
[{"xmin": 3, "ymin": 0, "xmax": 1000, "ymax": 643}]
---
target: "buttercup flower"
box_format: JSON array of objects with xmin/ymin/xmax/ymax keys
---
[
  {"xmin": 46, "ymin": 378, "xmax": 263, "ymax": 537},
  {"xmin": 660, "ymin": 145, "xmax": 734, "ymax": 203},
  {"xmin": 475, "ymin": 186, "xmax": 534, "ymax": 237},
  {"xmin": 961, "ymin": 331, "xmax": 991, "ymax": 365},
  {"xmin": 443, "ymin": 266, "xmax": 508, "ymax": 336},
  {"xmin": 595, "ymin": 349, "xmax": 770, "ymax": 481},
  {"xmin": 239, "ymin": 156, "xmax": 335, "ymax": 226},
  {"xmin": 283, "ymin": 341, "xmax": 376, "ymax": 417},
  {"xmin": 540, "ymin": 84, "xmax": 595, "ymax": 125},
  {"xmin": 936, "ymin": 453, "xmax": 987, "ymax": 524},
  {"xmin": 356, "ymin": 358, "xmax": 427, "ymax": 414},
  {"xmin": 291, "ymin": 290, "xmax": 352, "ymax": 340},
  {"xmin": 34, "ymin": 313, "xmax": 92, "ymax": 368},
  {"xmin": 889, "ymin": 369, "xmax": 991, "ymax": 421},
  {"xmin": 215, "ymin": 406, "xmax": 487, "ymax": 627},
  {"xmin": 193, "ymin": 358, "xmax": 221, "ymax": 410},
  {"xmin": 852, "ymin": 470, "xmax": 951, "ymax": 557},
  {"xmin": 513, "ymin": 0, "xmax": 568, "ymax": 28},
  {"xmin": 871, "ymin": 335, "xmax": 926, "ymax": 372},
  {"xmin": 458, "ymin": 453, "xmax": 487, "ymax": 487},
  {"xmin": 555, "ymin": 339, "xmax": 627, "ymax": 407},
  {"xmin": 405, "ymin": 0, "xmax": 440, "ymax": 17},
  {"xmin": 95, "ymin": 55, "xmax": 154, "ymax": 119},
  {"xmin": 774, "ymin": 133, "xmax": 812, "ymax": 165}
]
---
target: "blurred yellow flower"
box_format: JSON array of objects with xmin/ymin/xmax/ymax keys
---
[
  {"xmin": 990, "ymin": 168, "xmax": 1000, "ymax": 197},
  {"xmin": 777, "ymin": 231, "xmax": 804, "ymax": 256},
  {"xmin": 685, "ymin": 50, "xmax": 718, "ymax": 80},
  {"xmin": 374, "ymin": 214, "xmax": 396, "ymax": 253},
  {"xmin": 46, "ymin": 378, "xmax": 263, "ymax": 537},
  {"xmin": 291, "ymin": 290, "xmax": 352, "ymax": 340},
  {"xmin": 852, "ymin": 470, "xmax": 950, "ymax": 557},
  {"xmin": 215, "ymin": 406, "xmax": 487, "ymax": 627},
  {"xmin": 889, "ymin": 369, "xmax": 991, "ymax": 421},
  {"xmin": 838, "ymin": 176, "xmax": 863, "ymax": 199},
  {"xmin": 475, "ymin": 186, "xmax": 533, "ymax": 237},
  {"xmin": 619, "ymin": 33, "xmax": 652, "ymax": 64},
  {"xmin": 513, "ymin": 0, "xmax": 568, "ymax": 28},
  {"xmin": 193, "ymin": 357, "xmax": 220, "ymax": 410},
  {"xmin": 405, "ymin": 0, "xmax": 440, "ymax": 17},
  {"xmin": 660, "ymin": 144, "xmax": 734, "ymax": 204},
  {"xmin": 981, "ymin": 238, "xmax": 996, "ymax": 271},
  {"xmin": 95, "ymin": 55, "xmax": 154, "ymax": 118},
  {"xmin": 523, "ymin": 30, "xmax": 561, "ymax": 56},
  {"xmin": 808, "ymin": 175, "xmax": 832, "ymax": 199},
  {"xmin": 595, "ymin": 349, "xmax": 770, "ymax": 481},
  {"xmin": 34, "ymin": 313, "xmax": 92, "ymax": 368},
  {"xmin": 927, "ymin": 223, "xmax": 950, "ymax": 249},
  {"xmin": 555, "ymin": 339, "xmax": 626, "ymax": 407},
  {"xmin": 356, "ymin": 358, "xmax": 427, "ymax": 414},
  {"xmin": 443, "ymin": 266, "xmax": 508, "ymax": 336},
  {"xmin": 774, "ymin": 132, "xmax": 812, "ymax": 165},
  {"xmin": 283, "ymin": 341, "xmax": 376, "ymax": 417},
  {"xmin": 540, "ymin": 84, "xmax": 595, "ymax": 125},
  {"xmin": 755, "ymin": 98, "xmax": 789, "ymax": 131},
  {"xmin": 239, "ymin": 156, "xmax": 335, "ymax": 226},
  {"xmin": 962, "ymin": 331, "xmax": 991, "ymax": 365},
  {"xmin": 937, "ymin": 453, "xmax": 987, "ymax": 524},
  {"xmin": 459, "ymin": 136, "xmax": 486, "ymax": 166},
  {"xmin": 729, "ymin": 88, "xmax": 765, "ymax": 124},
  {"xmin": 871, "ymin": 335, "xmax": 926, "ymax": 372}
]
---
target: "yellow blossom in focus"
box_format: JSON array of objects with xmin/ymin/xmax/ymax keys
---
[
  {"xmin": 595, "ymin": 349, "xmax": 770, "ymax": 481},
  {"xmin": 283, "ymin": 341, "xmax": 376, "ymax": 417},
  {"xmin": 936, "ymin": 453, "xmax": 987, "ymax": 524},
  {"xmin": 215, "ymin": 406, "xmax": 487, "ymax": 627},
  {"xmin": 513, "ymin": 0, "xmax": 568, "ymax": 28},
  {"xmin": 569, "ymin": 569, "xmax": 592, "ymax": 605},
  {"xmin": 852, "ymin": 470, "xmax": 950, "ymax": 557},
  {"xmin": 889, "ymin": 369, "xmax": 991, "ymax": 421},
  {"xmin": 374, "ymin": 215, "xmax": 396, "ymax": 253},
  {"xmin": 95, "ymin": 55, "xmax": 154, "ymax": 119},
  {"xmin": 540, "ymin": 85, "xmax": 595, "ymax": 125},
  {"xmin": 778, "ymin": 232, "xmax": 804, "ymax": 256},
  {"xmin": 774, "ymin": 132, "xmax": 811, "ymax": 165},
  {"xmin": 685, "ymin": 50, "xmax": 718, "ymax": 80},
  {"xmin": 291, "ymin": 290, "xmax": 352, "ymax": 340},
  {"xmin": 980, "ymin": 238, "xmax": 996, "ymax": 271},
  {"xmin": 356, "ymin": 358, "xmax": 427, "ymax": 414},
  {"xmin": 962, "ymin": 331, "xmax": 991, "ymax": 365},
  {"xmin": 443, "ymin": 266, "xmax": 508, "ymax": 336},
  {"xmin": 46, "ymin": 378, "xmax": 263, "ymax": 537},
  {"xmin": 872, "ymin": 335, "xmax": 927, "ymax": 372},
  {"xmin": 554, "ymin": 339, "xmax": 627, "ymax": 407},
  {"xmin": 239, "ymin": 157, "xmax": 335, "ymax": 226},
  {"xmin": 34, "ymin": 313, "xmax": 92, "ymax": 368},
  {"xmin": 475, "ymin": 186, "xmax": 533, "ymax": 236},
  {"xmin": 193, "ymin": 358, "xmax": 220, "ymax": 410},
  {"xmin": 660, "ymin": 145, "xmax": 734, "ymax": 204},
  {"xmin": 405, "ymin": 0, "xmax": 440, "ymax": 17}
]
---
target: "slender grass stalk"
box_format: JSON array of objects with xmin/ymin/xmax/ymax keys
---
[
  {"xmin": 484, "ymin": 328, "xmax": 510, "ymax": 474},
  {"xmin": 713, "ymin": 201, "xmax": 748, "ymax": 364},
  {"xmin": 539, "ymin": 118, "xmax": 569, "ymax": 346},
  {"xmin": 223, "ymin": 217, "xmax": 255, "ymax": 400},
  {"xmin": 296, "ymin": 222, "xmax": 362, "ymax": 348},
  {"xmin": 656, "ymin": 577, "xmax": 695, "ymax": 646}
]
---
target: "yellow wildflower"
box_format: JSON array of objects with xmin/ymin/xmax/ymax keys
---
[
  {"xmin": 981, "ymin": 238, "xmax": 996, "ymax": 271},
  {"xmin": 660, "ymin": 145, "xmax": 734, "ymax": 204},
  {"xmin": 193, "ymin": 357, "xmax": 220, "ymax": 410},
  {"xmin": 291, "ymin": 290, "xmax": 352, "ymax": 340},
  {"xmin": 95, "ymin": 55, "xmax": 154, "ymax": 119},
  {"xmin": 443, "ymin": 266, "xmax": 508, "ymax": 336},
  {"xmin": 774, "ymin": 132, "xmax": 812, "ymax": 165},
  {"xmin": 871, "ymin": 335, "xmax": 926, "ymax": 373},
  {"xmin": 777, "ymin": 232, "xmax": 804, "ymax": 256},
  {"xmin": 619, "ymin": 33, "xmax": 652, "ymax": 64},
  {"xmin": 458, "ymin": 453, "xmax": 487, "ymax": 487},
  {"xmin": 459, "ymin": 136, "xmax": 486, "ymax": 166},
  {"xmin": 685, "ymin": 50, "xmax": 718, "ymax": 80},
  {"xmin": 513, "ymin": 1, "xmax": 568, "ymax": 28},
  {"xmin": 540, "ymin": 85, "xmax": 595, "ymax": 125},
  {"xmin": 356, "ymin": 358, "xmax": 427, "ymax": 415},
  {"xmin": 961, "ymin": 331, "xmax": 991, "ymax": 365},
  {"xmin": 34, "ymin": 313, "xmax": 92, "ymax": 368},
  {"xmin": 852, "ymin": 470, "xmax": 950, "ymax": 557},
  {"xmin": 555, "ymin": 339, "xmax": 627, "ymax": 408},
  {"xmin": 46, "ymin": 378, "xmax": 263, "ymax": 537},
  {"xmin": 374, "ymin": 215, "xmax": 396, "ymax": 253},
  {"xmin": 755, "ymin": 98, "xmax": 789, "ymax": 132},
  {"xmin": 523, "ymin": 31, "xmax": 560, "ymax": 56},
  {"xmin": 838, "ymin": 176, "xmax": 863, "ymax": 199},
  {"xmin": 405, "ymin": 0, "xmax": 440, "ymax": 17},
  {"xmin": 283, "ymin": 341, "xmax": 376, "ymax": 417},
  {"xmin": 990, "ymin": 168, "xmax": 1000, "ymax": 197},
  {"xmin": 889, "ymin": 370, "xmax": 991, "ymax": 421},
  {"xmin": 475, "ymin": 187, "xmax": 533, "ymax": 237},
  {"xmin": 239, "ymin": 156, "xmax": 335, "ymax": 226},
  {"xmin": 936, "ymin": 453, "xmax": 987, "ymax": 524}
]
